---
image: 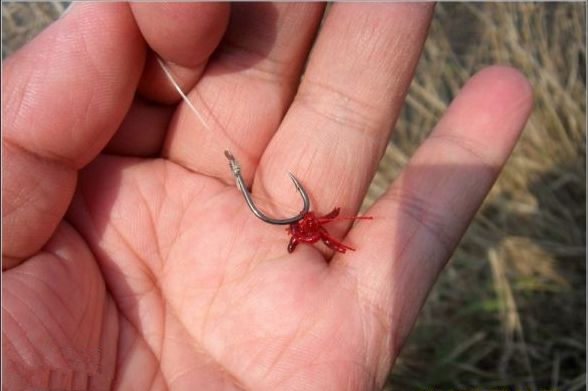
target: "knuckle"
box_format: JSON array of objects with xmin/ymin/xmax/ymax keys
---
[{"xmin": 295, "ymin": 78, "xmax": 383, "ymax": 138}]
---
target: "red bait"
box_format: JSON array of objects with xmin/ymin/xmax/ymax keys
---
[{"xmin": 287, "ymin": 207, "xmax": 373, "ymax": 253}]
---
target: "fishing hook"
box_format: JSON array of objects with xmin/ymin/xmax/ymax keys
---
[{"xmin": 224, "ymin": 150, "xmax": 310, "ymax": 225}]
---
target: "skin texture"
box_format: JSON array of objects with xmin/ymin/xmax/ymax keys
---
[{"xmin": 2, "ymin": 3, "xmax": 533, "ymax": 390}]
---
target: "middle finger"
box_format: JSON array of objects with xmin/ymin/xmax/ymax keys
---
[{"xmin": 254, "ymin": 4, "xmax": 434, "ymax": 227}]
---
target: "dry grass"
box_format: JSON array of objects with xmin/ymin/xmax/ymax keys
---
[
  {"xmin": 2, "ymin": 2, "xmax": 585, "ymax": 390},
  {"xmin": 1, "ymin": 2, "xmax": 66, "ymax": 59}
]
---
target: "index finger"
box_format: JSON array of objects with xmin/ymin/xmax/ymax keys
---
[{"xmin": 131, "ymin": 3, "xmax": 230, "ymax": 103}]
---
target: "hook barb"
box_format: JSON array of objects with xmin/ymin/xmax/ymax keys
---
[{"xmin": 224, "ymin": 150, "xmax": 310, "ymax": 225}]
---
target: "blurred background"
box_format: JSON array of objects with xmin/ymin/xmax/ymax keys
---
[{"xmin": 2, "ymin": 3, "xmax": 585, "ymax": 390}]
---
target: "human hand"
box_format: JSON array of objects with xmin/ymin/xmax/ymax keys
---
[{"xmin": 2, "ymin": 3, "xmax": 533, "ymax": 390}]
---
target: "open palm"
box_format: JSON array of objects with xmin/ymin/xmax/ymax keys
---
[{"xmin": 3, "ymin": 3, "xmax": 533, "ymax": 390}]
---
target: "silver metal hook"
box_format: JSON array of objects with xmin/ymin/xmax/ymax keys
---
[{"xmin": 224, "ymin": 150, "xmax": 310, "ymax": 225}]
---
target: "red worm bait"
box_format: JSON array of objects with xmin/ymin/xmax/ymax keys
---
[
  {"xmin": 287, "ymin": 208, "xmax": 373, "ymax": 253},
  {"xmin": 225, "ymin": 151, "xmax": 372, "ymax": 254}
]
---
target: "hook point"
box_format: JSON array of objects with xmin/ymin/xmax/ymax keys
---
[{"xmin": 287, "ymin": 172, "xmax": 302, "ymax": 192}]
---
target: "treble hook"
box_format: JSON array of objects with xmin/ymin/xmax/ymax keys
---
[{"xmin": 224, "ymin": 150, "xmax": 310, "ymax": 225}]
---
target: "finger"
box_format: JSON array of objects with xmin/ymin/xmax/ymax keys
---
[
  {"xmin": 2, "ymin": 3, "xmax": 145, "ymax": 268},
  {"xmin": 104, "ymin": 4, "xmax": 229, "ymax": 157},
  {"xmin": 254, "ymin": 3, "xmax": 434, "ymax": 228},
  {"xmin": 97, "ymin": 3, "xmax": 230, "ymax": 157},
  {"xmin": 333, "ymin": 67, "xmax": 533, "ymax": 364},
  {"xmin": 131, "ymin": 3, "xmax": 230, "ymax": 104},
  {"xmin": 164, "ymin": 3, "xmax": 325, "ymax": 183}
]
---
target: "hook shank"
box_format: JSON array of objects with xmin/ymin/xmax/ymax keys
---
[{"xmin": 224, "ymin": 151, "xmax": 310, "ymax": 225}]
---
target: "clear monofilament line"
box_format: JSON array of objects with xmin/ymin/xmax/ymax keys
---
[{"xmin": 156, "ymin": 56, "xmax": 210, "ymax": 131}]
